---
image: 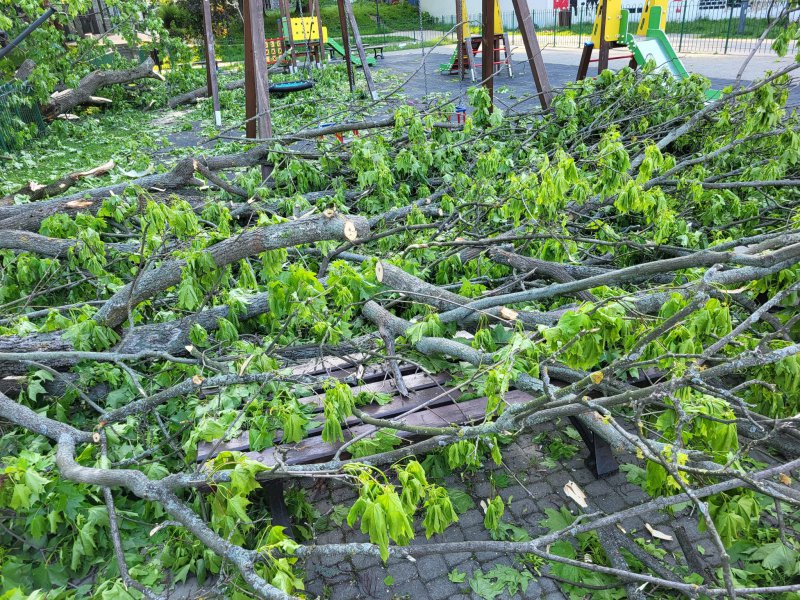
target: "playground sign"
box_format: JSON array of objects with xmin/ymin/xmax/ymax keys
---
[{"xmin": 553, "ymin": 0, "xmax": 569, "ymax": 9}]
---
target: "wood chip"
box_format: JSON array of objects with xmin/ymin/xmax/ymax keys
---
[
  {"xmin": 499, "ymin": 307, "xmax": 519, "ymax": 321},
  {"xmin": 149, "ymin": 522, "xmax": 171, "ymax": 537},
  {"xmin": 65, "ymin": 200, "xmax": 93, "ymax": 208},
  {"xmin": 75, "ymin": 160, "xmax": 116, "ymax": 177},
  {"xmin": 238, "ymin": 354, "xmax": 255, "ymax": 376},
  {"xmin": 645, "ymin": 523, "xmax": 673, "ymax": 541},
  {"xmin": 563, "ymin": 481, "xmax": 588, "ymax": 508},
  {"xmin": 343, "ymin": 220, "xmax": 358, "ymax": 241}
]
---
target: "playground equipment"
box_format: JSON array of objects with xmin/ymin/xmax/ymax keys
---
[
  {"xmin": 279, "ymin": 15, "xmax": 376, "ymax": 69},
  {"xmin": 269, "ymin": 80, "xmax": 315, "ymax": 95},
  {"xmin": 326, "ymin": 38, "xmax": 376, "ymax": 67},
  {"xmin": 577, "ymin": 0, "xmax": 721, "ymax": 99},
  {"xmin": 439, "ymin": 0, "xmax": 512, "ymax": 82}
]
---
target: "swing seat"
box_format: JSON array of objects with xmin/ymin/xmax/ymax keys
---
[{"xmin": 268, "ymin": 80, "xmax": 314, "ymax": 95}]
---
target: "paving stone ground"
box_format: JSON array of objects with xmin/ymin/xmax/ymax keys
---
[
  {"xmin": 294, "ymin": 420, "xmax": 719, "ymax": 600},
  {"xmin": 370, "ymin": 44, "xmax": 800, "ymax": 108}
]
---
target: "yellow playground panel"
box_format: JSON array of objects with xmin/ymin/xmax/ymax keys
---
[
  {"xmin": 591, "ymin": 0, "xmax": 622, "ymax": 45},
  {"xmin": 456, "ymin": 0, "xmax": 504, "ymax": 38},
  {"xmin": 493, "ymin": 0, "xmax": 503, "ymax": 35},
  {"xmin": 288, "ymin": 17, "xmax": 328, "ymax": 43},
  {"xmin": 637, "ymin": 0, "xmax": 668, "ymax": 35}
]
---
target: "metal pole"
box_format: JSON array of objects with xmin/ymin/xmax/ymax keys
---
[
  {"xmin": 344, "ymin": 0, "xmax": 378, "ymax": 100},
  {"xmin": 724, "ymin": 3, "xmax": 734, "ymax": 54},
  {"xmin": 0, "ymin": 7, "xmax": 56, "ymax": 60},
  {"xmin": 482, "ymin": 0, "xmax": 494, "ymax": 108},
  {"xmin": 201, "ymin": 0, "xmax": 222, "ymax": 127},
  {"xmin": 336, "ymin": 0, "xmax": 356, "ymax": 92},
  {"xmin": 243, "ymin": 0, "xmax": 272, "ymax": 140},
  {"xmin": 737, "ymin": 0, "xmax": 749, "ymax": 35},
  {"xmin": 578, "ymin": 1, "xmax": 584, "ymax": 47},
  {"xmin": 678, "ymin": 0, "xmax": 687, "ymax": 52},
  {"xmin": 511, "ymin": 0, "xmax": 553, "ymax": 109},
  {"xmin": 456, "ymin": 0, "xmax": 465, "ymax": 79}
]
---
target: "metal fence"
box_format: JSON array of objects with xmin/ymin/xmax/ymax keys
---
[
  {"xmin": 0, "ymin": 82, "xmax": 45, "ymax": 153},
  {"xmin": 364, "ymin": 1, "xmax": 795, "ymax": 56}
]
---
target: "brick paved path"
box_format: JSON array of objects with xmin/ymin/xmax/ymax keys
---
[{"xmin": 298, "ymin": 421, "xmax": 717, "ymax": 600}]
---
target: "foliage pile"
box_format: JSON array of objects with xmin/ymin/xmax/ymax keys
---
[{"xmin": 0, "ymin": 27, "xmax": 800, "ymax": 600}]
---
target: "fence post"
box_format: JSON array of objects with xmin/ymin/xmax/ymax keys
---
[
  {"xmin": 678, "ymin": 0, "xmax": 687, "ymax": 52},
  {"xmin": 724, "ymin": 3, "xmax": 734, "ymax": 54},
  {"xmin": 578, "ymin": 2, "xmax": 584, "ymax": 47},
  {"xmin": 738, "ymin": 0, "xmax": 749, "ymax": 35},
  {"xmin": 554, "ymin": 10, "xmax": 557, "ymax": 46}
]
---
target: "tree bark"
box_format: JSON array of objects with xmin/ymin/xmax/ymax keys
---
[
  {"xmin": 41, "ymin": 58, "xmax": 165, "ymax": 120},
  {"xmin": 95, "ymin": 213, "xmax": 369, "ymax": 328},
  {"xmin": 1, "ymin": 161, "xmax": 115, "ymax": 205}
]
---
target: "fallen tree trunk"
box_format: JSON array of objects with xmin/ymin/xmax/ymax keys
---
[
  {"xmin": 0, "ymin": 229, "xmax": 136, "ymax": 256},
  {"xmin": 0, "ymin": 158, "xmax": 200, "ymax": 231},
  {"xmin": 0, "ymin": 117, "xmax": 400, "ymax": 232},
  {"xmin": 94, "ymin": 213, "xmax": 369, "ymax": 328},
  {"xmin": 168, "ymin": 78, "xmax": 245, "ymax": 109},
  {"xmin": 166, "ymin": 51, "xmax": 288, "ymax": 109},
  {"xmin": 375, "ymin": 260, "xmax": 558, "ymax": 327},
  {"xmin": 41, "ymin": 58, "xmax": 165, "ymax": 120},
  {"xmin": 0, "ymin": 292, "xmax": 273, "ymax": 378},
  {"xmin": 0, "ymin": 160, "xmax": 116, "ymax": 205}
]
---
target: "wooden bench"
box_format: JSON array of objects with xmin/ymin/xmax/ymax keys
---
[
  {"xmin": 197, "ymin": 356, "xmax": 618, "ymax": 531},
  {"xmin": 365, "ymin": 45, "xmax": 385, "ymax": 59}
]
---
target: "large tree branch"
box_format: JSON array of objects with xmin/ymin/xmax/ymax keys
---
[
  {"xmin": 95, "ymin": 213, "xmax": 369, "ymax": 328},
  {"xmin": 41, "ymin": 58, "xmax": 165, "ymax": 119}
]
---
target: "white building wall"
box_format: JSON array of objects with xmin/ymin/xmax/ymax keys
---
[{"xmin": 420, "ymin": 0, "xmax": 553, "ymax": 19}]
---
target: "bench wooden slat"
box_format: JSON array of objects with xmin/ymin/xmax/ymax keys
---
[
  {"xmin": 237, "ymin": 389, "xmax": 534, "ymax": 467},
  {"xmin": 196, "ymin": 372, "xmax": 453, "ymax": 460},
  {"xmin": 290, "ymin": 354, "xmax": 416, "ymax": 382},
  {"xmin": 294, "ymin": 371, "xmax": 448, "ymax": 409}
]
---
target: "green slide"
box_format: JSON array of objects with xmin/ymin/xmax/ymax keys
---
[
  {"xmin": 326, "ymin": 39, "xmax": 376, "ymax": 67},
  {"xmin": 626, "ymin": 6, "xmax": 720, "ymax": 100},
  {"xmin": 440, "ymin": 46, "xmax": 459, "ymax": 73}
]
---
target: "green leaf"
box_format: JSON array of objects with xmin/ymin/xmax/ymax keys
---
[
  {"xmin": 446, "ymin": 487, "xmax": 476, "ymax": 514},
  {"xmin": 360, "ymin": 500, "xmax": 390, "ymax": 562},
  {"xmin": 751, "ymin": 542, "xmax": 798, "ymax": 573},
  {"xmin": 422, "ymin": 485, "xmax": 458, "ymax": 539},
  {"xmin": 483, "ymin": 496, "xmax": 504, "ymax": 531},
  {"xmin": 448, "ymin": 568, "xmax": 466, "ymax": 583}
]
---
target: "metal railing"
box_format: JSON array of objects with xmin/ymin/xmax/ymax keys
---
[
  {"xmin": 355, "ymin": 1, "xmax": 795, "ymax": 56},
  {"xmin": 0, "ymin": 82, "xmax": 45, "ymax": 153}
]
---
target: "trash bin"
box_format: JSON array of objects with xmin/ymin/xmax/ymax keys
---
[{"xmin": 558, "ymin": 9, "xmax": 572, "ymax": 26}]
